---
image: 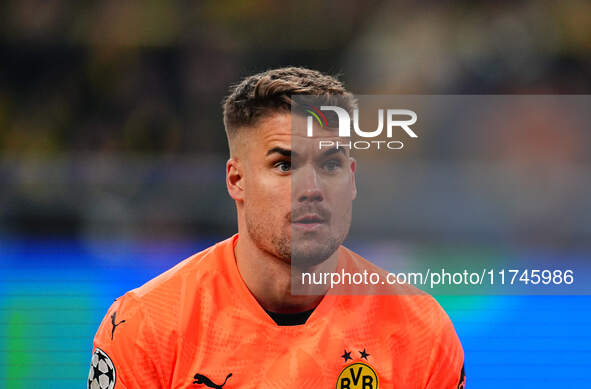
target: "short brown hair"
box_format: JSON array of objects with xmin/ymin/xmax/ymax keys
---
[{"xmin": 222, "ymin": 67, "xmax": 356, "ymax": 139}]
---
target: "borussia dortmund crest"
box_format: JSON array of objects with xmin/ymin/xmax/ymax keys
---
[{"xmin": 336, "ymin": 349, "xmax": 378, "ymax": 388}]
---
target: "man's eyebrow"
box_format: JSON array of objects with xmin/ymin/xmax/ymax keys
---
[
  {"xmin": 266, "ymin": 147, "xmax": 299, "ymax": 158},
  {"xmin": 321, "ymin": 147, "xmax": 347, "ymax": 157}
]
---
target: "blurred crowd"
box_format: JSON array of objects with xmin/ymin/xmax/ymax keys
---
[{"xmin": 1, "ymin": 0, "xmax": 590, "ymax": 243}]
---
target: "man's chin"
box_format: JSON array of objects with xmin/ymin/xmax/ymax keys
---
[{"xmin": 291, "ymin": 241, "xmax": 339, "ymax": 268}]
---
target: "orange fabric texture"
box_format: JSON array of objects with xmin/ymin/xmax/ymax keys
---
[{"xmin": 91, "ymin": 235, "xmax": 464, "ymax": 388}]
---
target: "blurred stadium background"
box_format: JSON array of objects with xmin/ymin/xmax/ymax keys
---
[{"xmin": 1, "ymin": 1, "xmax": 591, "ymax": 387}]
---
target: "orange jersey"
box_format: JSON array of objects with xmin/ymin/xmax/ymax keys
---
[{"xmin": 89, "ymin": 235, "xmax": 465, "ymax": 389}]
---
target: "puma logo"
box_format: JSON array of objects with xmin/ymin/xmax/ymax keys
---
[
  {"xmin": 457, "ymin": 364, "xmax": 466, "ymax": 389},
  {"xmin": 110, "ymin": 311, "xmax": 126, "ymax": 340},
  {"xmin": 193, "ymin": 373, "xmax": 232, "ymax": 388}
]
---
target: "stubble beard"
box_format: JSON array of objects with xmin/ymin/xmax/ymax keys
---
[{"xmin": 245, "ymin": 209, "xmax": 350, "ymax": 268}]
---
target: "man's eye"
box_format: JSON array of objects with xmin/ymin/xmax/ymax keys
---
[
  {"xmin": 322, "ymin": 159, "xmax": 342, "ymax": 171},
  {"xmin": 274, "ymin": 161, "xmax": 291, "ymax": 172}
]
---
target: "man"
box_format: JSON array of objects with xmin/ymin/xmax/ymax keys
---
[{"xmin": 88, "ymin": 67, "xmax": 465, "ymax": 388}]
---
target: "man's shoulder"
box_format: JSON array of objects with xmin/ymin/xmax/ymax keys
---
[
  {"xmin": 121, "ymin": 235, "xmax": 236, "ymax": 320},
  {"xmin": 91, "ymin": 238, "xmax": 236, "ymax": 387},
  {"xmin": 339, "ymin": 246, "xmax": 456, "ymax": 337},
  {"xmin": 133, "ymin": 241, "xmax": 221, "ymax": 296}
]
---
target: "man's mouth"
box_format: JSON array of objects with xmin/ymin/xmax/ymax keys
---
[
  {"xmin": 292, "ymin": 213, "xmax": 326, "ymax": 231},
  {"xmin": 293, "ymin": 214, "xmax": 325, "ymax": 224}
]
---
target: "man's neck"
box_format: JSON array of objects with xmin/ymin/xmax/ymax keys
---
[{"xmin": 234, "ymin": 234, "xmax": 334, "ymax": 314}]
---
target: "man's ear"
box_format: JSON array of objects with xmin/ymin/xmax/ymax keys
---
[
  {"xmin": 349, "ymin": 157, "xmax": 357, "ymax": 201},
  {"xmin": 226, "ymin": 158, "xmax": 245, "ymax": 201}
]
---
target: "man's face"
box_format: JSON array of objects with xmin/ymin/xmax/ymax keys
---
[{"xmin": 239, "ymin": 111, "xmax": 356, "ymax": 267}]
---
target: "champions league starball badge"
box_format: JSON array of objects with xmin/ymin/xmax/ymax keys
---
[{"xmin": 88, "ymin": 348, "xmax": 116, "ymax": 389}]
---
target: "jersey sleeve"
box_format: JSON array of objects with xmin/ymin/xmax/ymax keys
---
[
  {"xmin": 88, "ymin": 292, "xmax": 162, "ymax": 389},
  {"xmin": 424, "ymin": 302, "xmax": 466, "ymax": 389}
]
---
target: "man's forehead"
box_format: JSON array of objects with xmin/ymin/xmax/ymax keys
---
[
  {"xmin": 261, "ymin": 131, "xmax": 349, "ymax": 157},
  {"xmin": 265, "ymin": 144, "xmax": 349, "ymax": 159},
  {"xmin": 257, "ymin": 112, "xmax": 344, "ymax": 142},
  {"xmin": 256, "ymin": 114, "xmax": 351, "ymax": 158}
]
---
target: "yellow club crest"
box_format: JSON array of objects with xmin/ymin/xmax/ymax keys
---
[{"xmin": 336, "ymin": 362, "xmax": 378, "ymax": 389}]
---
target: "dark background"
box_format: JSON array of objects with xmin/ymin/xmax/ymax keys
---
[{"xmin": 2, "ymin": 0, "xmax": 590, "ymax": 240}]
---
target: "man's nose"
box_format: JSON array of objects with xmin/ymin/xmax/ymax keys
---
[{"xmin": 295, "ymin": 165, "xmax": 323, "ymax": 203}]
